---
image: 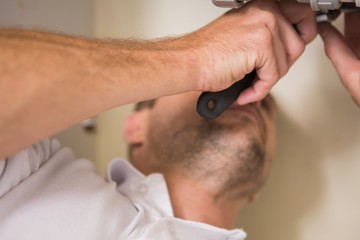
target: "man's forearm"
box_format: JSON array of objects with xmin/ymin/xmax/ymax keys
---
[{"xmin": 0, "ymin": 29, "xmax": 199, "ymax": 158}]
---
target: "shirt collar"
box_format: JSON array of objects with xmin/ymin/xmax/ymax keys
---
[
  {"xmin": 107, "ymin": 158, "xmax": 174, "ymax": 217},
  {"xmin": 107, "ymin": 158, "xmax": 144, "ymax": 185}
]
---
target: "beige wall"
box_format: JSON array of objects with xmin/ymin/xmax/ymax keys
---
[{"xmin": 94, "ymin": 1, "xmax": 360, "ymax": 240}]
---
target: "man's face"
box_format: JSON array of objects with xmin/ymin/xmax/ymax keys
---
[{"xmin": 138, "ymin": 91, "xmax": 277, "ymax": 198}]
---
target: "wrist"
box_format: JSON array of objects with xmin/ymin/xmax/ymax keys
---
[{"xmin": 157, "ymin": 37, "xmax": 203, "ymax": 93}]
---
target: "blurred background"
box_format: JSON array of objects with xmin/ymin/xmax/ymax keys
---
[{"xmin": 1, "ymin": 0, "xmax": 360, "ymax": 239}]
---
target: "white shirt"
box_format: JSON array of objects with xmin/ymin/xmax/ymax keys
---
[{"xmin": 0, "ymin": 139, "xmax": 247, "ymax": 240}]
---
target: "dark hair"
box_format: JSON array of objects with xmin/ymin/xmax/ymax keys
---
[{"xmin": 135, "ymin": 99, "xmax": 156, "ymax": 111}]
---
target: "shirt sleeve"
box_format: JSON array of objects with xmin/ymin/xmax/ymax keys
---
[{"xmin": 0, "ymin": 139, "xmax": 61, "ymax": 197}]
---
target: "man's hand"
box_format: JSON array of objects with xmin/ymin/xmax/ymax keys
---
[
  {"xmin": 190, "ymin": 0, "xmax": 317, "ymax": 105},
  {"xmin": 318, "ymin": 12, "xmax": 360, "ymax": 107}
]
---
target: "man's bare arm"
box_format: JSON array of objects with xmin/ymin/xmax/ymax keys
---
[
  {"xmin": 0, "ymin": 29, "xmax": 198, "ymax": 158},
  {"xmin": 0, "ymin": 0, "xmax": 317, "ymax": 158}
]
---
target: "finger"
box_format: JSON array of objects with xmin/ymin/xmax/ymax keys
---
[
  {"xmin": 245, "ymin": 24, "xmax": 285, "ymax": 104},
  {"xmin": 318, "ymin": 22, "xmax": 360, "ymax": 105},
  {"xmin": 255, "ymin": 0, "xmax": 306, "ymax": 69},
  {"xmin": 275, "ymin": 10, "xmax": 306, "ymax": 67},
  {"xmin": 236, "ymin": 76, "xmax": 274, "ymax": 105},
  {"xmin": 318, "ymin": 22, "xmax": 358, "ymax": 82},
  {"xmin": 251, "ymin": 0, "xmax": 311, "ymax": 68},
  {"xmin": 278, "ymin": 1, "xmax": 317, "ymax": 44},
  {"xmin": 234, "ymin": 26, "xmax": 281, "ymax": 105},
  {"xmin": 231, "ymin": 25, "xmax": 281, "ymax": 105},
  {"xmin": 345, "ymin": 12, "xmax": 360, "ymax": 56},
  {"xmin": 265, "ymin": 11, "xmax": 289, "ymax": 78},
  {"xmin": 238, "ymin": 30, "xmax": 304, "ymax": 105},
  {"xmin": 239, "ymin": 4, "xmax": 289, "ymax": 79},
  {"xmin": 241, "ymin": 28, "xmax": 303, "ymax": 105},
  {"xmin": 236, "ymin": 2, "xmax": 305, "ymax": 104}
]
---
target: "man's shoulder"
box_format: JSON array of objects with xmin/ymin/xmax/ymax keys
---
[
  {"xmin": 0, "ymin": 138, "xmax": 83, "ymax": 197},
  {"xmin": 0, "ymin": 141, "xmax": 142, "ymax": 240}
]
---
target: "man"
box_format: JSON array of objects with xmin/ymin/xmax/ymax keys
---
[
  {"xmin": 0, "ymin": 92, "xmax": 277, "ymax": 239},
  {"xmin": 0, "ymin": 0, "xmax": 317, "ymax": 158},
  {"xmin": 0, "ymin": 0, "xmax": 315, "ymax": 239},
  {"xmin": 319, "ymin": 11, "xmax": 360, "ymax": 107}
]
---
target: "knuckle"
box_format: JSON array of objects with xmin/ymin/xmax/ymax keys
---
[
  {"xmin": 292, "ymin": 40, "xmax": 305, "ymax": 58},
  {"xmin": 303, "ymin": 24, "xmax": 317, "ymax": 44},
  {"xmin": 259, "ymin": 10, "xmax": 277, "ymax": 29},
  {"xmin": 257, "ymin": 81, "xmax": 273, "ymax": 99},
  {"xmin": 273, "ymin": 69, "xmax": 281, "ymax": 81},
  {"xmin": 280, "ymin": 62, "xmax": 289, "ymax": 77},
  {"xmin": 247, "ymin": 7, "xmax": 277, "ymax": 29},
  {"xmin": 255, "ymin": 26, "xmax": 273, "ymax": 45},
  {"xmin": 269, "ymin": 66, "xmax": 281, "ymax": 81}
]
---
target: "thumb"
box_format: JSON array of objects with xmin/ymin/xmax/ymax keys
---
[
  {"xmin": 318, "ymin": 22, "xmax": 360, "ymax": 106},
  {"xmin": 318, "ymin": 22, "xmax": 358, "ymax": 78}
]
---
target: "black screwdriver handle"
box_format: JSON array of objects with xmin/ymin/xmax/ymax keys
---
[{"xmin": 196, "ymin": 69, "xmax": 257, "ymax": 119}]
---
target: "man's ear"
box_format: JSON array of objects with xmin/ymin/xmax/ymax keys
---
[{"xmin": 123, "ymin": 110, "xmax": 149, "ymax": 145}]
